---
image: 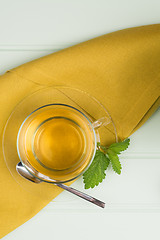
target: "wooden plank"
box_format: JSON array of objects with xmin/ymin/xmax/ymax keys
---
[
  {"xmin": 53, "ymin": 156, "xmax": 160, "ymax": 209},
  {"xmin": 0, "ymin": 0, "xmax": 159, "ymax": 45},
  {"xmin": 0, "ymin": 51, "xmax": 54, "ymax": 74},
  {"xmin": 4, "ymin": 211, "xmax": 160, "ymax": 240}
]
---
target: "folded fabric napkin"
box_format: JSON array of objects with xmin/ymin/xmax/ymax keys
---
[{"xmin": 0, "ymin": 24, "xmax": 160, "ymax": 238}]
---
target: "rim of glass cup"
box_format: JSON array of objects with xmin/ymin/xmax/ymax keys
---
[{"xmin": 17, "ymin": 103, "xmax": 97, "ymax": 184}]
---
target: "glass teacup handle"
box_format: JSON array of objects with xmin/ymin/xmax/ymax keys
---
[{"xmin": 92, "ymin": 117, "xmax": 111, "ymax": 129}]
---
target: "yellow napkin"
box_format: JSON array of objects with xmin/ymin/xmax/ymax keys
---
[{"xmin": 0, "ymin": 24, "xmax": 160, "ymax": 238}]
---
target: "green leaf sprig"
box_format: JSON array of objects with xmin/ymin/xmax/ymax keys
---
[{"xmin": 83, "ymin": 138, "xmax": 130, "ymax": 189}]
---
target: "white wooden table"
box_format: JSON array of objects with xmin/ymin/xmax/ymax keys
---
[{"xmin": 1, "ymin": 1, "xmax": 160, "ymax": 239}]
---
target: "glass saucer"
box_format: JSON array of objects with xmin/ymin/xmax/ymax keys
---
[{"xmin": 2, "ymin": 86, "xmax": 117, "ymax": 200}]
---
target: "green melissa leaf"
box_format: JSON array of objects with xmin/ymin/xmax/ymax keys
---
[
  {"xmin": 83, "ymin": 139, "xmax": 130, "ymax": 189},
  {"xmin": 108, "ymin": 138, "xmax": 130, "ymax": 154},
  {"xmin": 83, "ymin": 150, "xmax": 110, "ymax": 189},
  {"xmin": 107, "ymin": 149, "xmax": 122, "ymax": 175}
]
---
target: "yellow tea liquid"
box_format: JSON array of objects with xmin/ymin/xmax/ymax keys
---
[
  {"xmin": 17, "ymin": 105, "xmax": 96, "ymax": 181},
  {"xmin": 33, "ymin": 117, "xmax": 85, "ymax": 170}
]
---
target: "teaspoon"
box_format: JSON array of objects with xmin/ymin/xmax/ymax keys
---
[{"xmin": 16, "ymin": 162, "xmax": 105, "ymax": 208}]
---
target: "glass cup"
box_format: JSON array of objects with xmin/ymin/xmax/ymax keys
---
[{"xmin": 17, "ymin": 103, "xmax": 110, "ymax": 183}]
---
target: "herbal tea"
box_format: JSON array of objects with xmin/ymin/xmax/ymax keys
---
[
  {"xmin": 17, "ymin": 105, "xmax": 96, "ymax": 181},
  {"xmin": 33, "ymin": 116, "xmax": 85, "ymax": 170}
]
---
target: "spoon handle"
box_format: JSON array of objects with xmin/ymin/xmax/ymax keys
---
[{"xmin": 55, "ymin": 183, "xmax": 105, "ymax": 208}]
